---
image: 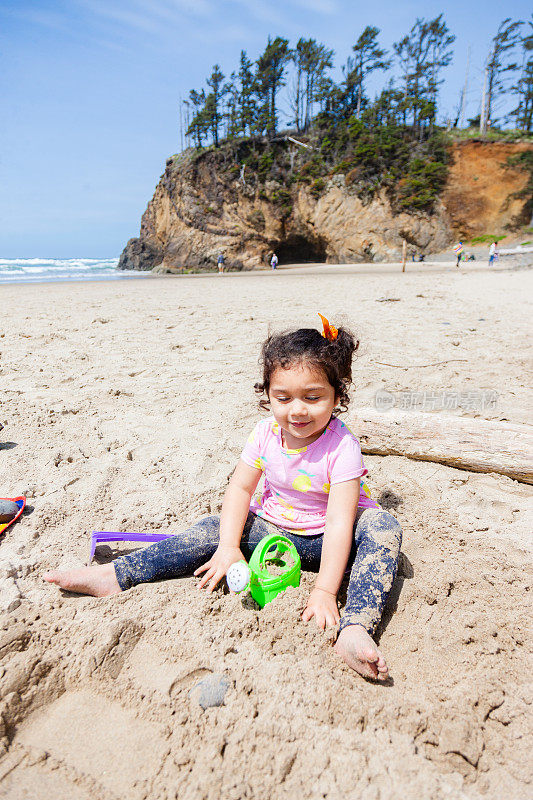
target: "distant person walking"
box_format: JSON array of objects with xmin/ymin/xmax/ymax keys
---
[
  {"xmin": 488, "ymin": 241, "xmax": 498, "ymax": 266},
  {"xmin": 270, "ymin": 253, "xmax": 278, "ymax": 270},
  {"xmin": 217, "ymin": 253, "xmax": 225, "ymax": 274},
  {"xmin": 453, "ymin": 242, "xmax": 464, "ymax": 267}
]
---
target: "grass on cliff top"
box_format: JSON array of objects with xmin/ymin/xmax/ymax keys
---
[{"xmin": 448, "ymin": 128, "xmax": 533, "ymax": 144}]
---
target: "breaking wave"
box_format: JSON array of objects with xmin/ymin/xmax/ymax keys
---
[{"xmin": 0, "ymin": 257, "xmax": 150, "ymax": 283}]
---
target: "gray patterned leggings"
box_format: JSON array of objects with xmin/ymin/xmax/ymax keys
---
[{"xmin": 113, "ymin": 508, "xmax": 402, "ymax": 635}]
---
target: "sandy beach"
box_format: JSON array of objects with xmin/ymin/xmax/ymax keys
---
[{"xmin": 0, "ymin": 262, "xmax": 532, "ymax": 799}]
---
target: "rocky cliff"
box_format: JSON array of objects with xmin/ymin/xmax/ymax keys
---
[{"xmin": 118, "ymin": 140, "xmax": 532, "ymax": 271}]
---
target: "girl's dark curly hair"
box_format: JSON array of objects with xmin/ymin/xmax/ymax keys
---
[{"xmin": 254, "ymin": 325, "xmax": 359, "ymax": 413}]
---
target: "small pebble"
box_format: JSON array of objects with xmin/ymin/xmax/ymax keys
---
[
  {"xmin": 0, "ymin": 500, "xmax": 19, "ymax": 523},
  {"xmin": 189, "ymin": 673, "xmax": 230, "ymax": 709}
]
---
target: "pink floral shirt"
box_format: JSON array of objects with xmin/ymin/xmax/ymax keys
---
[{"xmin": 241, "ymin": 416, "xmax": 378, "ymax": 536}]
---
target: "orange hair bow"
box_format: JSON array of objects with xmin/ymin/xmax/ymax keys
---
[{"xmin": 318, "ymin": 313, "xmax": 338, "ymax": 341}]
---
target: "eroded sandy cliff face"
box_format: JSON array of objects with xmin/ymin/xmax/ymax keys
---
[
  {"xmin": 118, "ymin": 140, "xmax": 532, "ymax": 271},
  {"xmin": 442, "ymin": 141, "xmax": 532, "ymax": 239}
]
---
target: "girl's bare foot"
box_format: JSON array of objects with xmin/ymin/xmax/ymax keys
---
[
  {"xmin": 43, "ymin": 563, "xmax": 121, "ymax": 597},
  {"xmin": 334, "ymin": 624, "xmax": 389, "ymax": 681}
]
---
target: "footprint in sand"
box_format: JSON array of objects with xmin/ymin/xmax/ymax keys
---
[{"xmin": 89, "ymin": 619, "xmax": 144, "ymax": 680}]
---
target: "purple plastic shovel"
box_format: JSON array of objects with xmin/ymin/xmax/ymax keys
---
[{"xmin": 89, "ymin": 531, "xmax": 174, "ymax": 564}]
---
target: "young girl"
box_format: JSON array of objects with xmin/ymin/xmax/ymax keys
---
[{"xmin": 45, "ymin": 315, "xmax": 402, "ymax": 681}]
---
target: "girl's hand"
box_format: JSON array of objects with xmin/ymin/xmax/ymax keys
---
[
  {"xmin": 194, "ymin": 545, "xmax": 244, "ymax": 592},
  {"xmin": 302, "ymin": 587, "xmax": 340, "ymax": 630}
]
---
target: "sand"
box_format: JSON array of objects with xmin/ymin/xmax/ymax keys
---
[{"xmin": 0, "ymin": 261, "xmax": 532, "ymax": 799}]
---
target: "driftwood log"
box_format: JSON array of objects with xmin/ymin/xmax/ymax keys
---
[{"xmin": 351, "ymin": 407, "xmax": 533, "ymax": 485}]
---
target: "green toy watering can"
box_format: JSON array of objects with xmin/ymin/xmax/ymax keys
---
[{"xmin": 248, "ymin": 533, "xmax": 301, "ymax": 608}]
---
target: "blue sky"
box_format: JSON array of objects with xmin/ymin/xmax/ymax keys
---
[{"xmin": 0, "ymin": 0, "xmax": 530, "ymax": 258}]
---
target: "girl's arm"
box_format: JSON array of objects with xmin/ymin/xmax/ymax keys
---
[
  {"xmin": 302, "ymin": 478, "xmax": 359, "ymax": 629},
  {"xmin": 195, "ymin": 459, "xmax": 261, "ymax": 591}
]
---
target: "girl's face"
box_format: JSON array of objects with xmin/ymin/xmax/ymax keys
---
[{"xmin": 268, "ymin": 361, "xmax": 337, "ymax": 450}]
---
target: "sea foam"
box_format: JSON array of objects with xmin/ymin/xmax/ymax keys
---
[{"xmin": 0, "ymin": 257, "xmax": 150, "ymax": 283}]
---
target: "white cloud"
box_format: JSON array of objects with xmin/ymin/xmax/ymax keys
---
[
  {"xmin": 3, "ymin": 0, "xmax": 340, "ymax": 60},
  {"xmin": 80, "ymin": 0, "xmax": 214, "ymax": 25},
  {"xmin": 223, "ymin": 0, "xmax": 340, "ymax": 40},
  {"xmin": 229, "ymin": 0, "xmax": 339, "ymax": 25},
  {"xmin": 82, "ymin": 3, "xmax": 166, "ymax": 35},
  {"xmin": 1, "ymin": 6, "xmax": 73, "ymax": 34},
  {"xmin": 226, "ymin": 0, "xmax": 288, "ymax": 28},
  {"xmin": 290, "ymin": 0, "xmax": 339, "ymax": 13},
  {"xmin": 74, "ymin": 0, "xmax": 215, "ymax": 40}
]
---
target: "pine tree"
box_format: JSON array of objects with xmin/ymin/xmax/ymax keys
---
[
  {"xmin": 393, "ymin": 16, "xmax": 453, "ymax": 135},
  {"xmin": 206, "ymin": 64, "xmax": 227, "ymax": 147},
  {"xmin": 481, "ymin": 18, "xmax": 523, "ymax": 132},
  {"xmin": 374, "ymin": 81, "xmax": 405, "ymax": 126},
  {"xmin": 510, "ymin": 16, "xmax": 533, "ymax": 132},
  {"xmin": 224, "ymin": 73, "xmax": 240, "ymax": 139},
  {"xmin": 394, "ymin": 19, "xmax": 433, "ymax": 130},
  {"xmin": 426, "ymin": 16, "xmax": 455, "ymax": 131},
  {"xmin": 186, "ymin": 89, "xmax": 207, "ymax": 148},
  {"xmin": 301, "ymin": 40, "xmax": 334, "ymax": 129},
  {"xmin": 237, "ymin": 51, "xmax": 256, "ymax": 135},
  {"xmin": 292, "ymin": 39, "xmax": 334, "ymax": 129},
  {"xmin": 350, "ymin": 27, "xmax": 391, "ymax": 119},
  {"xmin": 203, "ymin": 93, "xmax": 218, "ymax": 144},
  {"xmin": 290, "ymin": 38, "xmax": 306, "ymax": 131},
  {"xmin": 314, "ymin": 74, "xmax": 341, "ymax": 115},
  {"xmin": 255, "ymin": 36, "xmax": 290, "ymax": 137}
]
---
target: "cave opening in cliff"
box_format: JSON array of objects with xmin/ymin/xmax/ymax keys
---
[{"xmin": 276, "ymin": 234, "xmax": 327, "ymax": 264}]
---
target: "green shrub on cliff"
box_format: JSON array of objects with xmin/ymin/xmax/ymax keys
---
[
  {"xmin": 397, "ymin": 158, "xmax": 449, "ymax": 211},
  {"xmin": 247, "ymin": 209, "xmax": 266, "ymax": 230},
  {"xmin": 314, "ymin": 111, "xmax": 450, "ymax": 211},
  {"xmin": 258, "ymin": 150, "xmax": 275, "ymax": 179},
  {"xmin": 270, "ymin": 186, "xmax": 293, "ymax": 218},
  {"xmin": 309, "ymin": 177, "xmax": 326, "ymax": 198},
  {"xmin": 296, "ymin": 155, "xmax": 327, "ymax": 183},
  {"xmin": 470, "ymin": 234, "xmax": 507, "ymax": 244}
]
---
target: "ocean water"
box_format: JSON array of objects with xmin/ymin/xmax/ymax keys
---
[{"xmin": 0, "ymin": 257, "xmax": 151, "ymax": 284}]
